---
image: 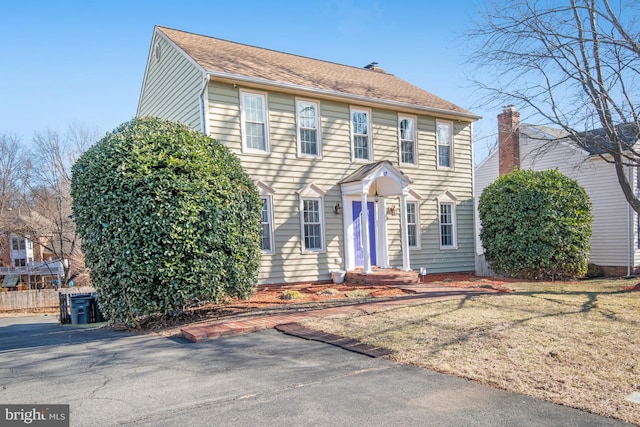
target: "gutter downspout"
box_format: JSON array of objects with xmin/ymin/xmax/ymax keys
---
[{"xmin": 199, "ymin": 73, "xmax": 211, "ymax": 135}]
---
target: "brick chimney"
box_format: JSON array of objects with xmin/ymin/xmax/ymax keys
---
[{"xmin": 498, "ymin": 106, "xmax": 520, "ymax": 175}]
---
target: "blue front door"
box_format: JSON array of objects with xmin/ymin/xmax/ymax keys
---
[{"xmin": 352, "ymin": 201, "xmax": 376, "ymax": 267}]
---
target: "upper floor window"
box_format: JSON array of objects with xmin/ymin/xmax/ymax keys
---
[
  {"xmin": 399, "ymin": 116, "xmax": 417, "ymax": 165},
  {"xmin": 14, "ymin": 258, "xmax": 26, "ymax": 267},
  {"xmin": 437, "ymin": 120, "xmax": 453, "ymax": 168},
  {"xmin": 297, "ymin": 99, "xmax": 321, "ymax": 157},
  {"xmin": 240, "ymin": 91, "xmax": 269, "ymax": 153},
  {"xmin": 351, "ymin": 108, "xmax": 371, "ymax": 161},
  {"xmin": 11, "ymin": 238, "xmax": 25, "ymax": 251}
]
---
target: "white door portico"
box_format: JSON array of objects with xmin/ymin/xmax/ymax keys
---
[{"xmin": 339, "ymin": 161, "xmax": 413, "ymax": 273}]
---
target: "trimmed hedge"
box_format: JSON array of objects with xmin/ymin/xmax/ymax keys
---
[
  {"xmin": 71, "ymin": 117, "xmax": 261, "ymax": 325},
  {"xmin": 479, "ymin": 169, "xmax": 592, "ymax": 279}
]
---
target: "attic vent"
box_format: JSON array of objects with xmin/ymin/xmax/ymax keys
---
[
  {"xmin": 154, "ymin": 43, "xmax": 161, "ymax": 62},
  {"xmin": 364, "ymin": 62, "xmax": 386, "ymax": 73}
]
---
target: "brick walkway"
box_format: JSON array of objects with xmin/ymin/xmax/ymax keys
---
[{"xmin": 180, "ymin": 286, "xmax": 495, "ymax": 344}]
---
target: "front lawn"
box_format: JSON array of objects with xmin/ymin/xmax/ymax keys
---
[{"xmin": 302, "ymin": 277, "xmax": 640, "ymax": 425}]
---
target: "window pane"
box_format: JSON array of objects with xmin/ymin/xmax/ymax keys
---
[
  {"xmin": 400, "ymin": 119, "xmax": 414, "ymax": 140},
  {"xmin": 401, "ymin": 141, "xmax": 414, "ymax": 164},
  {"xmin": 406, "ymin": 202, "xmax": 417, "ymax": 248},
  {"xmin": 260, "ymin": 198, "xmax": 272, "ymax": 252},
  {"xmin": 354, "ymin": 135, "xmax": 369, "ymax": 159},
  {"xmin": 440, "ymin": 204, "xmax": 454, "ymax": 247},
  {"xmin": 353, "ymin": 111, "xmax": 369, "ymax": 160},
  {"xmin": 302, "ymin": 199, "xmax": 322, "ymax": 250},
  {"xmin": 437, "ymin": 122, "xmax": 451, "ymax": 167},
  {"xmin": 408, "ymin": 224, "xmax": 417, "ymax": 247},
  {"xmin": 246, "ymin": 123, "xmax": 266, "ymax": 151},
  {"xmin": 300, "ymin": 129, "xmax": 318, "ymax": 155}
]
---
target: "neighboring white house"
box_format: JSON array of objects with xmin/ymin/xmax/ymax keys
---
[
  {"xmin": 137, "ymin": 26, "xmax": 481, "ymax": 284},
  {"xmin": 475, "ymin": 107, "xmax": 640, "ymax": 276}
]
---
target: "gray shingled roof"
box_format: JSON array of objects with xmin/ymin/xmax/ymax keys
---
[
  {"xmin": 572, "ymin": 123, "xmax": 639, "ymax": 156},
  {"xmin": 157, "ymin": 26, "xmax": 478, "ymax": 120}
]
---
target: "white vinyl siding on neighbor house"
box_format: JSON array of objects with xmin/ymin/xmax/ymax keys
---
[
  {"xmin": 296, "ymin": 99, "xmax": 321, "ymax": 157},
  {"xmin": 137, "ymin": 34, "xmax": 203, "ymax": 130},
  {"xmin": 475, "ymin": 126, "xmax": 638, "ymax": 270},
  {"xmin": 437, "ymin": 120, "xmax": 453, "ymax": 168},
  {"xmin": 240, "ymin": 91, "xmax": 269, "ymax": 153},
  {"xmin": 399, "ymin": 115, "xmax": 417, "ymax": 165},
  {"xmin": 351, "ymin": 107, "xmax": 372, "ymax": 161}
]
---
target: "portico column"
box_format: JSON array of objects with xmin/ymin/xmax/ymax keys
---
[
  {"xmin": 361, "ymin": 192, "xmax": 372, "ymax": 274},
  {"xmin": 399, "ymin": 192, "xmax": 411, "ymax": 271}
]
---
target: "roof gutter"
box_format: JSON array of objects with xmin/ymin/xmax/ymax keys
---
[{"xmin": 205, "ymin": 70, "xmax": 482, "ymax": 122}]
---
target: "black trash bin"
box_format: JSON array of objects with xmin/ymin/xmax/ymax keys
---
[
  {"xmin": 70, "ymin": 294, "xmax": 92, "ymax": 324},
  {"xmin": 89, "ymin": 293, "xmax": 106, "ymax": 323}
]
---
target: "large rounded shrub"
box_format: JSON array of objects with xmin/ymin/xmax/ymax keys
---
[
  {"xmin": 71, "ymin": 117, "xmax": 261, "ymax": 325},
  {"xmin": 479, "ymin": 169, "xmax": 592, "ymax": 279}
]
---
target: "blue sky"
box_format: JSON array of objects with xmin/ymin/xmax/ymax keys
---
[{"xmin": 1, "ymin": 0, "xmax": 499, "ymax": 163}]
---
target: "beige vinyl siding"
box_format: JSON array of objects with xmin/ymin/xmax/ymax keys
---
[
  {"xmin": 137, "ymin": 34, "xmax": 202, "ymax": 130},
  {"xmin": 206, "ymin": 80, "xmax": 475, "ymax": 283}
]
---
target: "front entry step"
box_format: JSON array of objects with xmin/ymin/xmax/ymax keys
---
[{"xmin": 345, "ymin": 268, "xmax": 419, "ymax": 286}]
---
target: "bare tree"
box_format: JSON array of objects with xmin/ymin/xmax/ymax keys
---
[
  {"xmin": 0, "ymin": 134, "xmax": 28, "ymax": 263},
  {"xmin": 0, "ymin": 133, "xmax": 27, "ymax": 214},
  {"xmin": 468, "ymin": 0, "xmax": 640, "ymax": 214},
  {"xmin": 21, "ymin": 125, "xmax": 100, "ymax": 285}
]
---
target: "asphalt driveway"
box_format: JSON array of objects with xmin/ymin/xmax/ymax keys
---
[{"xmin": 0, "ymin": 316, "xmax": 629, "ymax": 426}]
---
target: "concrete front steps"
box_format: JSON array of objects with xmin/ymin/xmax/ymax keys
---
[{"xmin": 344, "ymin": 268, "xmax": 419, "ymax": 286}]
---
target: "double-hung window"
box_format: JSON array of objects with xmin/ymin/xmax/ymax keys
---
[
  {"xmin": 399, "ymin": 116, "xmax": 417, "ymax": 165},
  {"xmin": 260, "ymin": 197, "xmax": 273, "ymax": 253},
  {"xmin": 297, "ymin": 183, "xmax": 325, "ymax": 252},
  {"xmin": 302, "ymin": 199, "xmax": 323, "ymax": 251},
  {"xmin": 439, "ymin": 203, "xmax": 456, "ymax": 248},
  {"xmin": 11, "ymin": 238, "xmax": 25, "ymax": 251},
  {"xmin": 406, "ymin": 202, "xmax": 418, "ymax": 248},
  {"xmin": 241, "ymin": 91, "xmax": 269, "ymax": 153},
  {"xmin": 351, "ymin": 108, "xmax": 371, "ymax": 161},
  {"xmin": 437, "ymin": 120, "xmax": 452, "ymax": 168},
  {"xmin": 297, "ymin": 100, "xmax": 320, "ymax": 157}
]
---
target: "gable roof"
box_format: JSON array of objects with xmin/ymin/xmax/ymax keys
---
[{"xmin": 156, "ymin": 26, "xmax": 479, "ymax": 121}]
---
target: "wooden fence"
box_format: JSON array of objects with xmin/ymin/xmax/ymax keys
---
[{"xmin": 0, "ymin": 288, "xmax": 95, "ymax": 311}]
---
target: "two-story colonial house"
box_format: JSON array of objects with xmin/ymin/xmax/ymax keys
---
[{"xmin": 137, "ymin": 26, "xmax": 480, "ymax": 284}]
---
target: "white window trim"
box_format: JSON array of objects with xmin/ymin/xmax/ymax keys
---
[
  {"xmin": 296, "ymin": 98, "xmax": 322, "ymax": 159},
  {"xmin": 398, "ymin": 114, "xmax": 418, "ymax": 166},
  {"xmin": 437, "ymin": 191, "xmax": 459, "ymax": 249},
  {"xmin": 406, "ymin": 189, "xmax": 422, "ymax": 250},
  {"xmin": 297, "ymin": 183, "xmax": 326, "ymax": 253},
  {"xmin": 240, "ymin": 90, "xmax": 270, "ymax": 154},
  {"xmin": 255, "ymin": 180, "xmax": 275, "ymax": 255},
  {"xmin": 436, "ymin": 120, "xmax": 454, "ymax": 169},
  {"xmin": 350, "ymin": 106, "xmax": 373, "ymax": 162}
]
